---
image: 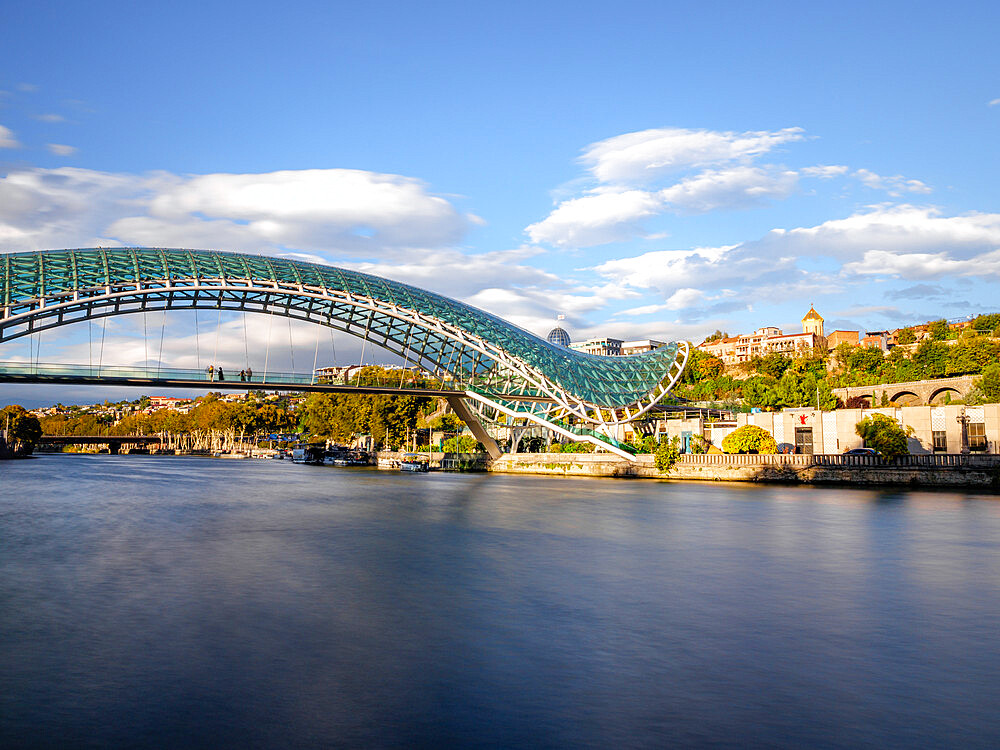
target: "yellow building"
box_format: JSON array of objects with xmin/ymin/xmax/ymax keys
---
[{"xmin": 802, "ymin": 306, "xmax": 824, "ymax": 337}]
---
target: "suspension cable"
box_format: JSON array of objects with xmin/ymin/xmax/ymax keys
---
[
  {"xmin": 311, "ymin": 323, "xmax": 320, "ymax": 385},
  {"xmin": 242, "ymin": 311, "xmax": 250, "ymax": 370},
  {"xmin": 212, "ymin": 305, "xmax": 222, "ymax": 369},
  {"xmin": 157, "ymin": 307, "xmax": 167, "ymax": 378},
  {"xmin": 287, "ymin": 315, "xmax": 295, "ymax": 375},
  {"xmin": 263, "ymin": 313, "xmax": 273, "ymax": 383},
  {"xmin": 143, "ymin": 309, "xmax": 149, "ymax": 374},
  {"xmin": 195, "ymin": 308, "xmax": 201, "ymax": 370}
]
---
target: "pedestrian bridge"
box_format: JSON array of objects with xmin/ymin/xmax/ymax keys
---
[{"xmin": 1, "ymin": 248, "xmax": 689, "ymax": 460}]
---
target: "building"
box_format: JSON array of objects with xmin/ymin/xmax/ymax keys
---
[
  {"xmin": 697, "ymin": 308, "xmax": 827, "ymax": 365},
  {"xmin": 826, "ymin": 330, "xmax": 860, "ymax": 350},
  {"xmin": 546, "ymin": 325, "xmax": 571, "ymax": 347},
  {"xmin": 647, "ymin": 404, "xmax": 999, "ymax": 456},
  {"xmin": 861, "ymin": 330, "xmax": 895, "ymax": 351},
  {"xmin": 621, "ymin": 339, "xmax": 666, "ymax": 355},
  {"xmin": 699, "ymin": 327, "xmax": 823, "ymax": 365},
  {"xmin": 570, "ymin": 338, "xmax": 622, "ymax": 356},
  {"xmin": 802, "ymin": 306, "xmax": 824, "ymax": 337}
]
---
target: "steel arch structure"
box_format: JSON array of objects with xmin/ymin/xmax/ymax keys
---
[{"xmin": 1, "ymin": 248, "xmax": 688, "ymax": 434}]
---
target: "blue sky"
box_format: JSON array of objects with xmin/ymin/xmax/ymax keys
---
[{"xmin": 2, "ymin": 0, "xmax": 1000, "ymax": 405}]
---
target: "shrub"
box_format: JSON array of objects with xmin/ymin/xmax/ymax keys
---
[
  {"xmin": 654, "ymin": 436, "xmax": 681, "ymax": 472},
  {"xmin": 721, "ymin": 425, "xmax": 778, "ymax": 454},
  {"xmin": 854, "ymin": 413, "xmax": 910, "ymax": 458},
  {"xmin": 442, "ymin": 435, "xmax": 482, "ymax": 453}
]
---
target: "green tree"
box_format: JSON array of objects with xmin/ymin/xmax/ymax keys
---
[
  {"xmin": 896, "ymin": 327, "xmax": 916, "ymax": 345},
  {"xmin": 1, "ymin": 405, "xmax": 43, "ymax": 456},
  {"xmin": 929, "ymin": 319, "xmax": 950, "ymax": 341},
  {"xmin": 969, "ymin": 363, "xmax": 1000, "ymax": 404},
  {"xmin": 721, "ymin": 425, "xmax": 777, "ymax": 454},
  {"xmin": 855, "ymin": 413, "xmax": 909, "ymax": 458},
  {"xmin": 654, "ymin": 436, "xmax": 681, "ymax": 472},
  {"xmin": 442, "ymin": 435, "xmax": 482, "ymax": 452},
  {"xmin": 755, "ymin": 352, "xmax": 791, "ymax": 379}
]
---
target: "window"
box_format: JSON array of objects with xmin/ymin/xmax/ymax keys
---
[
  {"xmin": 794, "ymin": 427, "xmax": 814, "ymax": 455},
  {"xmin": 932, "ymin": 430, "xmax": 947, "ymax": 452},
  {"xmin": 969, "ymin": 422, "xmax": 987, "ymax": 452}
]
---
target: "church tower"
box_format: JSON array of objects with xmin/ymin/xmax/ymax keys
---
[{"xmin": 802, "ymin": 306, "xmax": 824, "ymax": 337}]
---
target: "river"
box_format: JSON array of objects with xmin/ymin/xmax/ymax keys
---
[{"xmin": 2, "ymin": 455, "xmax": 999, "ymax": 748}]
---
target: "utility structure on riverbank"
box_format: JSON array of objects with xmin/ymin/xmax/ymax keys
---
[{"xmin": 1, "ymin": 248, "xmax": 689, "ymax": 460}]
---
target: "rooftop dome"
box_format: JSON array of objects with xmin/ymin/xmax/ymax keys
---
[
  {"xmin": 546, "ymin": 326, "xmax": 571, "ymax": 347},
  {"xmin": 802, "ymin": 306, "xmax": 823, "ymax": 321}
]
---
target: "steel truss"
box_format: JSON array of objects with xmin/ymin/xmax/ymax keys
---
[{"xmin": 1, "ymin": 248, "xmax": 688, "ymax": 430}]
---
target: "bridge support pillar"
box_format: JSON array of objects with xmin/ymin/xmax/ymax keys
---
[{"xmin": 445, "ymin": 395, "xmax": 504, "ymax": 461}]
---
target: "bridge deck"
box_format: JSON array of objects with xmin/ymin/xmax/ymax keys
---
[{"xmin": 0, "ymin": 362, "xmax": 555, "ymax": 401}]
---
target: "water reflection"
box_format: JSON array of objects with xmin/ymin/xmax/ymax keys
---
[{"xmin": 2, "ymin": 455, "xmax": 999, "ymax": 748}]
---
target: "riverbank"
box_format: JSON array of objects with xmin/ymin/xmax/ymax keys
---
[{"xmin": 490, "ymin": 452, "xmax": 1000, "ymax": 488}]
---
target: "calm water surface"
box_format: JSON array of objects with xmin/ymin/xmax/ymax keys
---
[{"xmin": 2, "ymin": 455, "xmax": 1000, "ymax": 748}]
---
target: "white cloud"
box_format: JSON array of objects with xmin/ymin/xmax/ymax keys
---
[
  {"xmin": 853, "ymin": 169, "xmax": 931, "ymax": 197},
  {"xmin": 801, "ymin": 164, "xmax": 849, "ymax": 178},
  {"xmin": 581, "ymin": 126, "xmax": 805, "ymax": 184},
  {"xmin": 0, "ymin": 166, "xmax": 474, "ymax": 254},
  {"xmin": 659, "ymin": 166, "xmax": 798, "ymax": 213},
  {"xmin": 525, "ymin": 189, "xmax": 662, "ymax": 247},
  {"xmin": 842, "ymin": 249, "xmax": 1000, "ymax": 280},
  {"xmin": 47, "ymin": 143, "xmax": 77, "ymax": 156},
  {"xmin": 0, "ymin": 124, "xmax": 20, "ymax": 148},
  {"xmin": 989, "ymin": 98, "xmax": 1000, "ymax": 107},
  {"xmin": 761, "ymin": 204, "xmax": 1000, "ymax": 260},
  {"xmin": 35, "ymin": 114, "xmax": 66, "ymax": 123}
]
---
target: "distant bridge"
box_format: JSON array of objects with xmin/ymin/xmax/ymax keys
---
[
  {"xmin": 832, "ymin": 375, "xmax": 977, "ymax": 407},
  {"xmin": 37, "ymin": 434, "xmax": 161, "ymax": 454}
]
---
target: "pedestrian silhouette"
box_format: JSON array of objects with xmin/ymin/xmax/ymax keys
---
[{"xmin": 218, "ymin": 367, "xmax": 225, "ymax": 381}]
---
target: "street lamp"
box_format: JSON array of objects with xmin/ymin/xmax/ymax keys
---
[{"xmin": 956, "ymin": 411, "xmax": 970, "ymax": 455}]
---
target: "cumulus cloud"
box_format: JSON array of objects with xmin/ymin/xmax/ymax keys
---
[
  {"xmin": 801, "ymin": 164, "xmax": 849, "ymax": 178},
  {"xmin": 660, "ymin": 166, "xmax": 798, "ymax": 213},
  {"xmin": 0, "ymin": 124, "xmax": 20, "ymax": 148},
  {"xmin": 527, "ymin": 126, "xmax": 809, "ymax": 248},
  {"xmin": 0, "ymin": 166, "xmax": 474, "ymax": 254},
  {"xmin": 525, "ymin": 189, "xmax": 662, "ymax": 247},
  {"xmin": 853, "ymin": 169, "xmax": 931, "ymax": 197},
  {"xmin": 581, "ymin": 126, "xmax": 805, "ymax": 184},
  {"xmin": 759, "ymin": 204, "xmax": 1000, "ymax": 261},
  {"xmin": 47, "ymin": 143, "xmax": 77, "ymax": 156}
]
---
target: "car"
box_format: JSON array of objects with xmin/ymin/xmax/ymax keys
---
[{"xmin": 844, "ymin": 447, "xmax": 877, "ymax": 455}]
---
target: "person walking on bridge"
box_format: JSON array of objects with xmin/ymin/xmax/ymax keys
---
[
  {"xmin": 218, "ymin": 367, "xmax": 225, "ymax": 381},
  {"xmin": 206, "ymin": 365, "xmax": 214, "ymax": 382}
]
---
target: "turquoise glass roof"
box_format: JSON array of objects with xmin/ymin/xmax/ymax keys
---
[{"xmin": 1, "ymin": 248, "xmax": 682, "ymax": 408}]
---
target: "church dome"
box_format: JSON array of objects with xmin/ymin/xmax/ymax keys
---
[
  {"xmin": 546, "ymin": 326, "xmax": 571, "ymax": 347},
  {"xmin": 803, "ymin": 306, "xmax": 824, "ymax": 321}
]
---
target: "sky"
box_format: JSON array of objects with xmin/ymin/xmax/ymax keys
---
[{"xmin": 2, "ymin": 0, "xmax": 1000, "ymax": 406}]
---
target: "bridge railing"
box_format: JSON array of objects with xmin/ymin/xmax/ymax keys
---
[
  {"xmin": 0, "ymin": 361, "xmax": 465, "ymax": 392},
  {"xmin": 676, "ymin": 453, "xmax": 1000, "ymax": 468}
]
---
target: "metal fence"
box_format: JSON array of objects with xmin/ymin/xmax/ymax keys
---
[{"xmin": 676, "ymin": 453, "xmax": 1000, "ymax": 468}]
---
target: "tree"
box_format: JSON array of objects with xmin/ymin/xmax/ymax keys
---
[
  {"xmin": 969, "ymin": 363, "xmax": 1000, "ymax": 404},
  {"xmin": 429, "ymin": 413, "xmax": 464, "ymax": 431},
  {"xmin": 442, "ymin": 435, "xmax": 482, "ymax": 452},
  {"xmin": 855, "ymin": 413, "xmax": 909, "ymax": 458},
  {"xmin": 896, "ymin": 327, "xmax": 916, "ymax": 345},
  {"xmin": 1, "ymin": 405, "xmax": 43, "ymax": 457},
  {"xmin": 703, "ymin": 330, "xmax": 728, "ymax": 344},
  {"xmin": 929, "ymin": 319, "xmax": 950, "ymax": 341},
  {"xmin": 755, "ymin": 352, "xmax": 791, "ymax": 379},
  {"xmin": 654, "ymin": 436, "xmax": 681, "ymax": 472},
  {"xmin": 721, "ymin": 425, "xmax": 777, "ymax": 454}
]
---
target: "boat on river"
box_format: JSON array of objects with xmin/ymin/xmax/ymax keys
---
[{"xmin": 399, "ymin": 453, "xmax": 429, "ymax": 472}]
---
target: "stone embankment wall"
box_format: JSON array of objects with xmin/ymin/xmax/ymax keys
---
[{"xmin": 492, "ymin": 452, "xmax": 1000, "ymax": 488}]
